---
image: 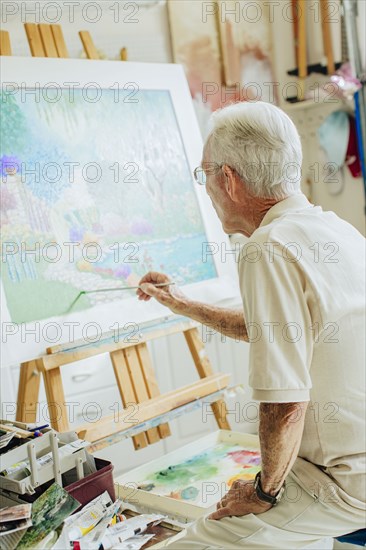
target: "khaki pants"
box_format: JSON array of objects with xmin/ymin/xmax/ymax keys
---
[{"xmin": 165, "ymin": 471, "xmax": 366, "ymax": 549}]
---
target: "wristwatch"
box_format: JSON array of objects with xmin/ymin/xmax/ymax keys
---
[{"xmin": 254, "ymin": 472, "xmax": 285, "ymax": 506}]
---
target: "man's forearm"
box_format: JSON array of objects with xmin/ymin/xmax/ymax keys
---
[
  {"xmin": 259, "ymin": 401, "xmax": 308, "ymax": 495},
  {"xmin": 137, "ymin": 274, "xmax": 248, "ymax": 341},
  {"xmin": 180, "ymin": 301, "xmax": 248, "ymax": 341}
]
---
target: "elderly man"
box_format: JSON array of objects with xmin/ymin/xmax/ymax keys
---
[{"xmin": 137, "ymin": 102, "xmax": 365, "ymax": 548}]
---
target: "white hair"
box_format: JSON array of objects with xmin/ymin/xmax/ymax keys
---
[{"xmin": 206, "ymin": 101, "xmax": 303, "ymax": 199}]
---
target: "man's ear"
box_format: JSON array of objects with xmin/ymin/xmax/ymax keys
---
[{"xmin": 222, "ymin": 165, "xmax": 242, "ymax": 202}]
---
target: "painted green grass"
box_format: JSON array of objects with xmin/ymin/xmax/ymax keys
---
[{"xmin": 2, "ymin": 269, "xmax": 89, "ymax": 323}]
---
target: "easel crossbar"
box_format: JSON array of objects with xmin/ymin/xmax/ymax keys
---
[
  {"xmin": 41, "ymin": 319, "xmax": 198, "ymax": 371},
  {"xmin": 88, "ymin": 387, "xmax": 231, "ymax": 452},
  {"xmin": 77, "ymin": 373, "xmax": 230, "ymax": 442}
]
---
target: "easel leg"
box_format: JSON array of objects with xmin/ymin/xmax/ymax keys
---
[
  {"xmin": 136, "ymin": 343, "xmax": 171, "ymax": 439},
  {"xmin": 184, "ymin": 327, "xmax": 231, "ymax": 430},
  {"xmin": 320, "ymin": 0, "xmax": 335, "ymax": 74},
  {"xmin": 16, "ymin": 360, "xmax": 41, "ymax": 423},
  {"xmin": 297, "ymin": 0, "xmax": 307, "ymax": 100},
  {"xmin": 42, "ymin": 367, "xmax": 70, "ymax": 432},
  {"xmin": 110, "ymin": 349, "xmax": 148, "ymax": 450},
  {"xmin": 124, "ymin": 347, "xmax": 161, "ymax": 444}
]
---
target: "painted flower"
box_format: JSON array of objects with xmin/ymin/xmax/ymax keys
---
[
  {"xmin": 0, "ymin": 155, "xmax": 21, "ymax": 177},
  {"xmin": 69, "ymin": 227, "xmax": 84, "ymax": 242},
  {"xmin": 114, "ymin": 265, "xmax": 132, "ymax": 279},
  {"xmin": 130, "ymin": 219, "xmax": 153, "ymax": 235}
]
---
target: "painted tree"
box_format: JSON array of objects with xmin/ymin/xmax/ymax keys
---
[{"xmin": 0, "ymin": 92, "xmax": 28, "ymax": 156}]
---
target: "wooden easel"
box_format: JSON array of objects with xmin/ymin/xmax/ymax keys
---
[
  {"xmin": 16, "ymin": 319, "xmax": 230, "ymax": 449},
  {"xmin": 0, "ymin": 24, "xmax": 116, "ymax": 60},
  {"xmin": 0, "ymin": 29, "xmax": 12, "ymax": 55},
  {"xmin": 2, "ymin": 25, "xmax": 230, "ymax": 448},
  {"xmin": 291, "ymin": 0, "xmax": 335, "ymax": 100}
]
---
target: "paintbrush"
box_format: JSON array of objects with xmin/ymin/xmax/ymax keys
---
[
  {"xmin": 0, "ymin": 423, "xmax": 33, "ymax": 439},
  {"xmin": 67, "ymin": 282, "xmax": 175, "ymax": 312}
]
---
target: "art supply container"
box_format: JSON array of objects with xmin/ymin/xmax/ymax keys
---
[{"xmin": 65, "ymin": 458, "xmax": 115, "ymax": 507}]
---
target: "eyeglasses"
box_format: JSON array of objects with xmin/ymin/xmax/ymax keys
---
[
  {"xmin": 193, "ymin": 163, "xmax": 222, "ymax": 185},
  {"xmin": 193, "ymin": 167, "xmax": 207, "ymax": 185}
]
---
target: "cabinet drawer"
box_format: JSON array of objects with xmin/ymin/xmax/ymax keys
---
[
  {"xmin": 61, "ymin": 354, "xmax": 116, "ymax": 397},
  {"xmin": 10, "ymin": 355, "xmax": 116, "ymax": 404},
  {"xmin": 26, "ymin": 386, "xmax": 122, "ymax": 429},
  {"xmin": 66, "ymin": 386, "xmax": 122, "ymax": 429}
]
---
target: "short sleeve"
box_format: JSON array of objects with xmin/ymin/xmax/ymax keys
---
[{"xmin": 239, "ymin": 242, "xmax": 313, "ymax": 403}]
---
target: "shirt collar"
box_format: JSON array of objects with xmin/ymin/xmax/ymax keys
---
[{"xmin": 259, "ymin": 193, "xmax": 314, "ymax": 228}]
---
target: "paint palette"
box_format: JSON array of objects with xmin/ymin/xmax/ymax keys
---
[{"xmin": 115, "ymin": 430, "xmax": 260, "ymax": 522}]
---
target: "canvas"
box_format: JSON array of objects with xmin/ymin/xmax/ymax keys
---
[
  {"xmin": 1, "ymin": 89, "xmax": 216, "ymax": 323},
  {"xmin": 219, "ymin": 1, "xmax": 276, "ymax": 103},
  {"xmin": 168, "ymin": 0, "xmax": 225, "ymax": 134},
  {"xmin": 168, "ymin": 0, "xmax": 276, "ymax": 135},
  {"xmin": 0, "ymin": 57, "xmax": 239, "ymax": 365}
]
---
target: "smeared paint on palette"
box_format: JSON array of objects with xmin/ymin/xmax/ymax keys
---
[{"xmin": 137, "ymin": 443, "xmax": 261, "ymax": 506}]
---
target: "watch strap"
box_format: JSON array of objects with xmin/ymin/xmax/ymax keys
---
[{"xmin": 254, "ymin": 472, "xmax": 284, "ymax": 506}]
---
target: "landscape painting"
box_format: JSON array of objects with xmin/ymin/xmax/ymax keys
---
[
  {"xmin": 1, "ymin": 57, "xmax": 238, "ymax": 366},
  {"xmin": 0, "ymin": 86, "xmax": 217, "ymax": 324}
]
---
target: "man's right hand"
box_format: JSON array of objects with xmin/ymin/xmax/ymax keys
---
[{"xmin": 136, "ymin": 271, "xmax": 190, "ymax": 315}]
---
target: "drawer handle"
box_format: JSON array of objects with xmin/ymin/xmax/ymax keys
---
[{"xmin": 71, "ymin": 374, "xmax": 91, "ymax": 383}]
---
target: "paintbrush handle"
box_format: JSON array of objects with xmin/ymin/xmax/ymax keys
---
[
  {"xmin": 0, "ymin": 423, "xmax": 33, "ymax": 438},
  {"xmin": 83, "ymin": 282, "xmax": 175, "ymax": 294},
  {"xmin": 147, "ymin": 282, "xmax": 175, "ymax": 288},
  {"xmin": 67, "ymin": 283, "xmax": 176, "ymax": 311}
]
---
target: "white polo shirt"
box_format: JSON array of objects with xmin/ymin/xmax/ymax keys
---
[{"xmin": 238, "ymin": 193, "xmax": 366, "ymax": 510}]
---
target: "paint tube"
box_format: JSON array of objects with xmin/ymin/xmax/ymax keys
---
[
  {"xmin": 112, "ymin": 534, "xmax": 154, "ymax": 550},
  {"xmin": 78, "ymin": 514, "xmax": 114, "ymax": 550},
  {"xmin": 99, "ymin": 515, "xmax": 165, "ymax": 550},
  {"xmin": 54, "ymin": 495, "xmax": 114, "ymax": 550},
  {"xmin": 63, "ymin": 492, "xmax": 112, "ymax": 533},
  {"xmin": 0, "ymin": 461, "xmax": 30, "ymax": 478},
  {"xmin": 68, "ymin": 494, "xmax": 114, "ymax": 541},
  {"xmin": 78, "ymin": 500, "xmax": 122, "ymax": 550}
]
